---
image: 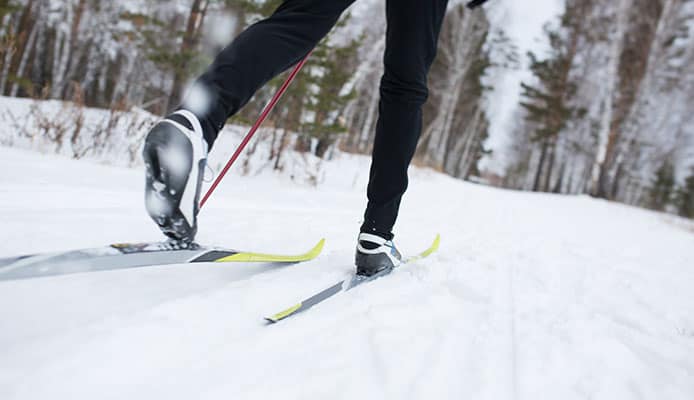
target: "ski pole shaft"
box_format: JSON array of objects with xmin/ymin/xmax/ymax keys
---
[{"xmin": 199, "ymin": 52, "xmax": 311, "ymax": 210}]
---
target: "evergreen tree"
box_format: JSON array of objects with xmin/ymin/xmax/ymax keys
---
[
  {"xmin": 0, "ymin": 0, "xmax": 19, "ymax": 20},
  {"xmin": 299, "ymin": 34, "xmax": 360, "ymax": 158},
  {"xmin": 119, "ymin": 11, "xmax": 181, "ymax": 113},
  {"xmin": 675, "ymin": 169, "xmax": 694, "ymax": 219},
  {"xmin": 518, "ymin": 1, "xmax": 592, "ymax": 193},
  {"xmin": 230, "ymin": 0, "xmax": 360, "ymax": 159},
  {"xmin": 520, "ymin": 42, "xmax": 577, "ymax": 191},
  {"xmin": 648, "ymin": 159, "xmax": 675, "ymax": 211},
  {"xmin": 122, "ymin": 1, "xmax": 215, "ymax": 114}
]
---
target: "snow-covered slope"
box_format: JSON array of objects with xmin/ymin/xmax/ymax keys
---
[{"xmin": 0, "ymin": 146, "xmax": 693, "ymax": 400}]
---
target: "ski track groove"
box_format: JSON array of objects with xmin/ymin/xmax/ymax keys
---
[{"xmin": 508, "ymin": 263, "xmax": 519, "ymax": 400}]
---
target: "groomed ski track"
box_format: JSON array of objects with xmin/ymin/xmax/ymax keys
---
[{"xmin": 1, "ymin": 146, "xmax": 693, "ymax": 400}]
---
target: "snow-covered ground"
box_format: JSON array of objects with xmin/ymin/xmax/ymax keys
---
[{"xmin": 0, "ymin": 145, "xmax": 693, "ymax": 400}]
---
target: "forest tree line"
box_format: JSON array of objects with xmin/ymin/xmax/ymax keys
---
[
  {"xmin": 0, "ymin": 0, "xmax": 692, "ymax": 218},
  {"xmin": 507, "ymin": 0, "xmax": 694, "ymax": 218}
]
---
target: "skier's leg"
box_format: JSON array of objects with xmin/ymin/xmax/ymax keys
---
[
  {"xmin": 184, "ymin": 0, "xmax": 356, "ymax": 149},
  {"xmin": 360, "ymin": 0, "xmax": 449, "ymax": 240},
  {"xmin": 145, "ymin": 0, "xmax": 354, "ymax": 243}
]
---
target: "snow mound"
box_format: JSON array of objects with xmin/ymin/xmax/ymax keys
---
[{"xmin": 0, "ymin": 95, "xmax": 368, "ymax": 188}]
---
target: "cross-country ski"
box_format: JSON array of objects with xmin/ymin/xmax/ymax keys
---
[
  {"xmin": 266, "ymin": 235, "xmax": 440, "ymax": 323},
  {"xmin": 0, "ymin": 239, "xmax": 325, "ymax": 281}
]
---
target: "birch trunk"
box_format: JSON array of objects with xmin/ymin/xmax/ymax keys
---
[
  {"xmin": 358, "ymin": 84, "xmax": 380, "ymax": 152},
  {"xmin": 620, "ymin": 0, "xmax": 675, "ymax": 147},
  {"xmin": 533, "ymin": 140, "xmax": 550, "ymax": 191},
  {"xmin": 111, "ymin": 53, "xmax": 135, "ymax": 107},
  {"xmin": 453, "ymin": 105, "xmax": 483, "ymax": 177},
  {"xmin": 169, "ymin": 0, "xmax": 210, "ymax": 110},
  {"xmin": 419, "ymin": 9, "xmax": 475, "ymax": 166},
  {"xmin": 50, "ymin": 4, "xmax": 73, "ymax": 100},
  {"xmin": 343, "ymin": 38, "xmax": 385, "ymax": 150},
  {"xmin": 0, "ymin": 38, "xmax": 15, "ymax": 94},
  {"xmin": 10, "ymin": 19, "xmax": 39, "ymax": 97},
  {"xmin": 0, "ymin": 13, "xmax": 21, "ymax": 94},
  {"xmin": 589, "ymin": 0, "xmax": 631, "ymax": 197}
]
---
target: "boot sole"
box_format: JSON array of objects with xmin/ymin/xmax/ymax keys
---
[{"xmin": 143, "ymin": 123, "xmax": 197, "ymax": 242}]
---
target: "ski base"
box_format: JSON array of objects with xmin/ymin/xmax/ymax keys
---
[
  {"xmin": 0, "ymin": 239, "xmax": 325, "ymax": 281},
  {"xmin": 265, "ymin": 235, "xmax": 440, "ymax": 323}
]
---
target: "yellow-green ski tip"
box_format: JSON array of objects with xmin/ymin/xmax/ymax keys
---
[
  {"xmin": 266, "ymin": 302, "xmax": 303, "ymax": 323},
  {"xmin": 405, "ymin": 234, "xmax": 440, "ymax": 263},
  {"xmin": 215, "ymin": 239, "xmax": 325, "ymax": 263}
]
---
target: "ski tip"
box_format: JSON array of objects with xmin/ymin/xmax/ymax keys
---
[
  {"xmin": 404, "ymin": 234, "xmax": 441, "ymax": 264},
  {"xmin": 213, "ymin": 238, "xmax": 326, "ymax": 263},
  {"xmin": 308, "ymin": 239, "xmax": 326, "ymax": 260},
  {"xmin": 432, "ymin": 234, "xmax": 441, "ymax": 251},
  {"xmin": 265, "ymin": 302, "xmax": 303, "ymax": 324},
  {"xmin": 419, "ymin": 234, "xmax": 441, "ymax": 258},
  {"xmin": 430, "ymin": 234, "xmax": 441, "ymax": 254}
]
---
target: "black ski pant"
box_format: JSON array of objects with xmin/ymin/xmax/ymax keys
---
[{"xmin": 187, "ymin": 0, "xmax": 449, "ymax": 239}]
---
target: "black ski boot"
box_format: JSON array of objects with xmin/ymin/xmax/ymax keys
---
[
  {"xmin": 355, "ymin": 233, "xmax": 402, "ymax": 277},
  {"xmin": 143, "ymin": 110, "xmax": 208, "ymax": 245}
]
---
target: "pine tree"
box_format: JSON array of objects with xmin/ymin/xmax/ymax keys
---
[
  {"xmin": 229, "ymin": 1, "xmax": 360, "ymax": 159},
  {"xmin": 675, "ymin": 169, "xmax": 694, "ymax": 219},
  {"xmin": 648, "ymin": 159, "xmax": 675, "ymax": 211},
  {"xmin": 592, "ymin": 0, "xmax": 666, "ymax": 200},
  {"xmin": 520, "ymin": 40, "xmax": 577, "ymax": 192},
  {"xmin": 299, "ymin": 33, "xmax": 360, "ymax": 158},
  {"xmin": 0, "ymin": 0, "xmax": 20, "ymax": 20},
  {"xmin": 122, "ymin": 1, "xmax": 216, "ymax": 114},
  {"xmin": 519, "ymin": 1, "xmax": 595, "ymax": 193}
]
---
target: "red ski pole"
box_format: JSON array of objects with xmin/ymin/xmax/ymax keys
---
[{"xmin": 199, "ymin": 52, "xmax": 311, "ymax": 209}]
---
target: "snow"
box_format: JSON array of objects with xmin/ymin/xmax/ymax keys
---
[{"xmin": 0, "ymin": 144, "xmax": 693, "ymax": 399}]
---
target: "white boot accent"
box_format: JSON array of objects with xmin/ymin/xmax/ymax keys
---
[
  {"xmin": 162, "ymin": 110, "xmax": 208, "ymax": 229},
  {"xmin": 357, "ymin": 233, "xmax": 401, "ymax": 267}
]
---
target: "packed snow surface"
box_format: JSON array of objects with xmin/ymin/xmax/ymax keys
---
[{"xmin": 0, "ymin": 146, "xmax": 693, "ymax": 400}]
